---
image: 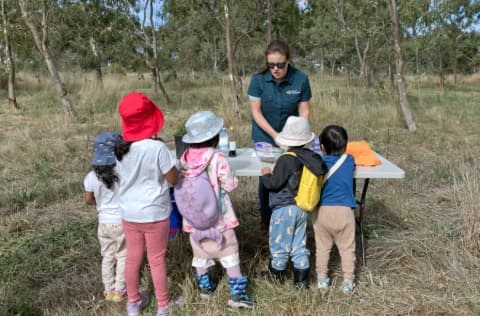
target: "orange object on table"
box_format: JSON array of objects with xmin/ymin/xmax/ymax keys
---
[{"xmin": 346, "ymin": 141, "xmax": 381, "ymax": 166}]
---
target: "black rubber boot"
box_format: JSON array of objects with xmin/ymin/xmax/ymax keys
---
[
  {"xmin": 293, "ymin": 267, "xmax": 310, "ymax": 290},
  {"xmin": 268, "ymin": 260, "xmax": 286, "ymax": 283}
]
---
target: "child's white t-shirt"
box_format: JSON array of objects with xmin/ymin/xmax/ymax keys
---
[
  {"xmin": 83, "ymin": 170, "xmax": 122, "ymax": 224},
  {"xmin": 116, "ymin": 139, "xmax": 176, "ymax": 223}
]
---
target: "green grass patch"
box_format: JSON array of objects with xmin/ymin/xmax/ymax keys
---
[
  {"xmin": 364, "ymin": 224, "xmax": 395, "ymax": 239},
  {"xmin": 0, "ymin": 219, "xmax": 99, "ymax": 315}
]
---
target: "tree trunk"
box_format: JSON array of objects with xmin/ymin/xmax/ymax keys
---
[
  {"xmin": 453, "ymin": 34, "xmax": 462, "ymax": 85},
  {"xmin": 415, "ymin": 45, "xmax": 420, "ymax": 74},
  {"xmin": 330, "ymin": 58, "xmax": 336, "ymax": 77},
  {"xmin": 438, "ymin": 49, "xmax": 445, "ymax": 91},
  {"xmin": 412, "ymin": 27, "xmax": 420, "ymax": 75},
  {"xmin": 89, "ymin": 37, "xmax": 103, "ymax": 85},
  {"xmin": 355, "ymin": 35, "xmax": 370, "ymax": 89},
  {"xmin": 149, "ymin": 0, "xmax": 171, "ymax": 104},
  {"xmin": 266, "ymin": 0, "xmax": 272, "ymax": 44},
  {"xmin": 80, "ymin": 2, "xmax": 102, "ymax": 85},
  {"xmin": 388, "ymin": 0, "xmax": 416, "ymax": 132},
  {"xmin": 320, "ymin": 57, "xmax": 325, "ymax": 79},
  {"xmin": 223, "ymin": 0, "xmax": 240, "ymax": 119},
  {"xmin": 213, "ymin": 35, "xmax": 218, "ymax": 73},
  {"xmin": 19, "ymin": 0, "xmax": 76, "ymax": 118},
  {"xmin": 1, "ymin": 0, "xmax": 18, "ymax": 109}
]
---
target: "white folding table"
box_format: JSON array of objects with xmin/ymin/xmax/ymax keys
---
[{"xmin": 226, "ymin": 148, "xmax": 405, "ymax": 266}]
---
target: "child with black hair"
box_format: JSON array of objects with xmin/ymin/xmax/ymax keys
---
[
  {"xmin": 314, "ymin": 124, "xmax": 357, "ymax": 294},
  {"xmin": 177, "ymin": 111, "xmax": 254, "ymax": 309},
  {"xmin": 260, "ymin": 116, "xmax": 326, "ymax": 289},
  {"xmin": 84, "ymin": 131, "xmax": 126, "ymax": 302}
]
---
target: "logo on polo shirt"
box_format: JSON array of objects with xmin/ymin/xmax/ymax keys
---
[{"xmin": 286, "ymin": 89, "xmax": 301, "ymax": 95}]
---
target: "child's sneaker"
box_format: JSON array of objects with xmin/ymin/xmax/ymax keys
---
[
  {"xmin": 341, "ymin": 281, "xmax": 355, "ymax": 295},
  {"xmin": 317, "ymin": 277, "xmax": 330, "ymax": 291},
  {"xmin": 103, "ymin": 289, "xmax": 115, "ymax": 301},
  {"xmin": 156, "ymin": 296, "xmax": 185, "ymax": 316},
  {"xmin": 109, "ymin": 289, "xmax": 127, "ymax": 302},
  {"xmin": 126, "ymin": 291, "xmax": 150, "ymax": 316}
]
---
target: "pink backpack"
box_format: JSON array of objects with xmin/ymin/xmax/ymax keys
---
[{"xmin": 174, "ymin": 168, "xmax": 222, "ymax": 247}]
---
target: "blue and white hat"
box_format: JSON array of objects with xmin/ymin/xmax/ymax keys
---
[{"xmin": 91, "ymin": 131, "xmax": 122, "ymax": 166}]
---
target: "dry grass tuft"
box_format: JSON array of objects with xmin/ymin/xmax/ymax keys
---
[{"xmin": 1, "ymin": 72, "xmax": 479, "ymax": 315}]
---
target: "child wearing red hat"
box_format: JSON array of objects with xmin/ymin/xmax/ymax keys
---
[{"xmin": 115, "ymin": 92, "xmax": 181, "ymax": 316}]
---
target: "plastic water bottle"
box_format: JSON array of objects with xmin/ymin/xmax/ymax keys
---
[
  {"xmin": 219, "ymin": 127, "xmax": 229, "ymax": 154},
  {"xmin": 312, "ymin": 137, "xmax": 322, "ymax": 155}
]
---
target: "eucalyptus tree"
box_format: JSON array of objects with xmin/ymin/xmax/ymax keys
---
[
  {"xmin": 303, "ymin": 0, "xmax": 390, "ymax": 87},
  {"xmin": 426, "ymin": 0, "xmax": 480, "ymax": 87},
  {"xmin": 387, "ymin": 0, "xmax": 416, "ymax": 132},
  {"xmin": 18, "ymin": 0, "xmax": 76, "ymax": 117},
  {"xmin": 48, "ymin": 1, "xmax": 144, "ymax": 80},
  {"xmin": 161, "ymin": 0, "xmax": 266, "ymax": 76},
  {"xmin": 397, "ymin": 0, "xmax": 430, "ymax": 74},
  {"xmin": 1, "ymin": 0, "xmax": 18, "ymax": 109},
  {"xmin": 300, "ymin": 0, "xmax": 345, "ymax": 77},
  {"xmin": 161, "ymin": 0, "xmax": 224, "ymax": 74}
]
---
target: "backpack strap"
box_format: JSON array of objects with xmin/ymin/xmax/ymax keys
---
[
  {"xmin": 324, "ymin": 154, "xmax": 347, "ymax": 182},
  {"xmin": 209, "ymin": 152, "xmax": 227, "ymax": 214},
  {"xmin": 282, "ymin": 151, "xmax": 302, "ymax": 194},
  {"xmin": 282, "ymin": 151, "xmax": 297, "ymax": 158}
]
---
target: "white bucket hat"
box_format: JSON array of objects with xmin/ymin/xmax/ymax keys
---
[
  {"xmin": 182, "ymin": 111, "xmax": 224, "ymax": 144},
  {"xmin": 275, "ymin": 116, "xmax": 315, "ymax": 147}
]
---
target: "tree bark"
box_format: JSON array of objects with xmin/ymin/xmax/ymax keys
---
[
  {"xmin": 223, "ymin": 0, "xmax": 240, "ymax": 119},
  {"xmin": 453, "ymin": 34, "xmax": 462, "ymax": 85},
  {"xmin": 388, "ymin": 0, "xmax": 416, "ymax": 132},
  {"xmin": 19, "ymin": 0, "xmax": 76, "ymax": 118},
  {"xmin": 266, "ymin": 0, "xmax": 272, "ymax": 44},
  {"xmin": 1, "ymin": 0, "xmax": 18, "ymax": 109},
  {"xmin": 89, "ymin": 37, "xmax": 103, "ymax": 85},
  {"xmin": 79, "ymin": 1, "xmax": 102, "ymax": 86},
  {"xmin": 355, "ymin": 35, "xmax": 370, "ymax": 89},
  {"xmin": 149, "ymin": 0, "xmax": 170, "ymax": 103},
  {"xmin": 438, "ymin": 48, "xmax": 445, "ymax": 91}
]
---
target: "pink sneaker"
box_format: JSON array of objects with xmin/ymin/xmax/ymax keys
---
[{"xmin": 126, "ymin": 291, "xmax": 150, "ymax": 316}]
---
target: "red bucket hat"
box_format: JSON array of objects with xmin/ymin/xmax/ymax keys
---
[{"xmin": 118, "ymin": 92, "xmax": 164, "ymax": 141}]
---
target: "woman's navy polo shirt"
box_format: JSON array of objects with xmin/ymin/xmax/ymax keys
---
[{"xmin": 247, "ymin": 66, "xmax": 312, "ymax": 144}]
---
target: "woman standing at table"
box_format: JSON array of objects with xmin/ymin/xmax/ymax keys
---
[{"xmin": 247, "ymin": 38, "xmax": 312, "ymax": 230}]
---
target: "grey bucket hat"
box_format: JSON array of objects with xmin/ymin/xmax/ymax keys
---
[
  {"xmin": 182, "ymin": 111, "xmax": 224, "ymax": 144},
  {"xmin": 275, "ymin": 116, "xmax": 315, "ymax": 147}
]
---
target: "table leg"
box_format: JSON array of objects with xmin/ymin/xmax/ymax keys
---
[{"xmin": 355, "ymin": 178, "xmax": 370, "ymax": 267}]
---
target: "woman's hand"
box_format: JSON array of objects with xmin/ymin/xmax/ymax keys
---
[
  {"xmin": 250, "ymin": 99, "xmax": 278, "ymax": 140},
  {"xmin": 261, "ymin": 167, "xmax": 272, "ymax": 175}
]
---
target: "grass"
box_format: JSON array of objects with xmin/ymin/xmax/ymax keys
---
[{"xmin": 0, "ymin": 71, "xmax": 479, "ymax": 315}]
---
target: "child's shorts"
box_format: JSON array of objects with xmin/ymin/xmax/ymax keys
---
[{"xmin": 190, "ymin": 229, "xmax": 240, "ymax": 268}]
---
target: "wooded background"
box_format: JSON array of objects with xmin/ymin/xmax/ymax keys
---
[{"xmin": 1, "ymin": 0, "xmax": 479, "ymax": 120}]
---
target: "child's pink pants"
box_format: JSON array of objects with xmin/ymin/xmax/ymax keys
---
[{"xmin": 122, "ymin": 219, "xmax": 169, "ymax": 308}]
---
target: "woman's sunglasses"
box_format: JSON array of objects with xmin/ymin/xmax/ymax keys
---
[{"xmin": 266, "ymin": 62, "xmax": 287, "ymax": 69}]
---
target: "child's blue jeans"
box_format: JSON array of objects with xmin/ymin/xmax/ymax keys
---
[{"xmin": 269, "ymin": 204, "xmax": 310, "ymax": 271}]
